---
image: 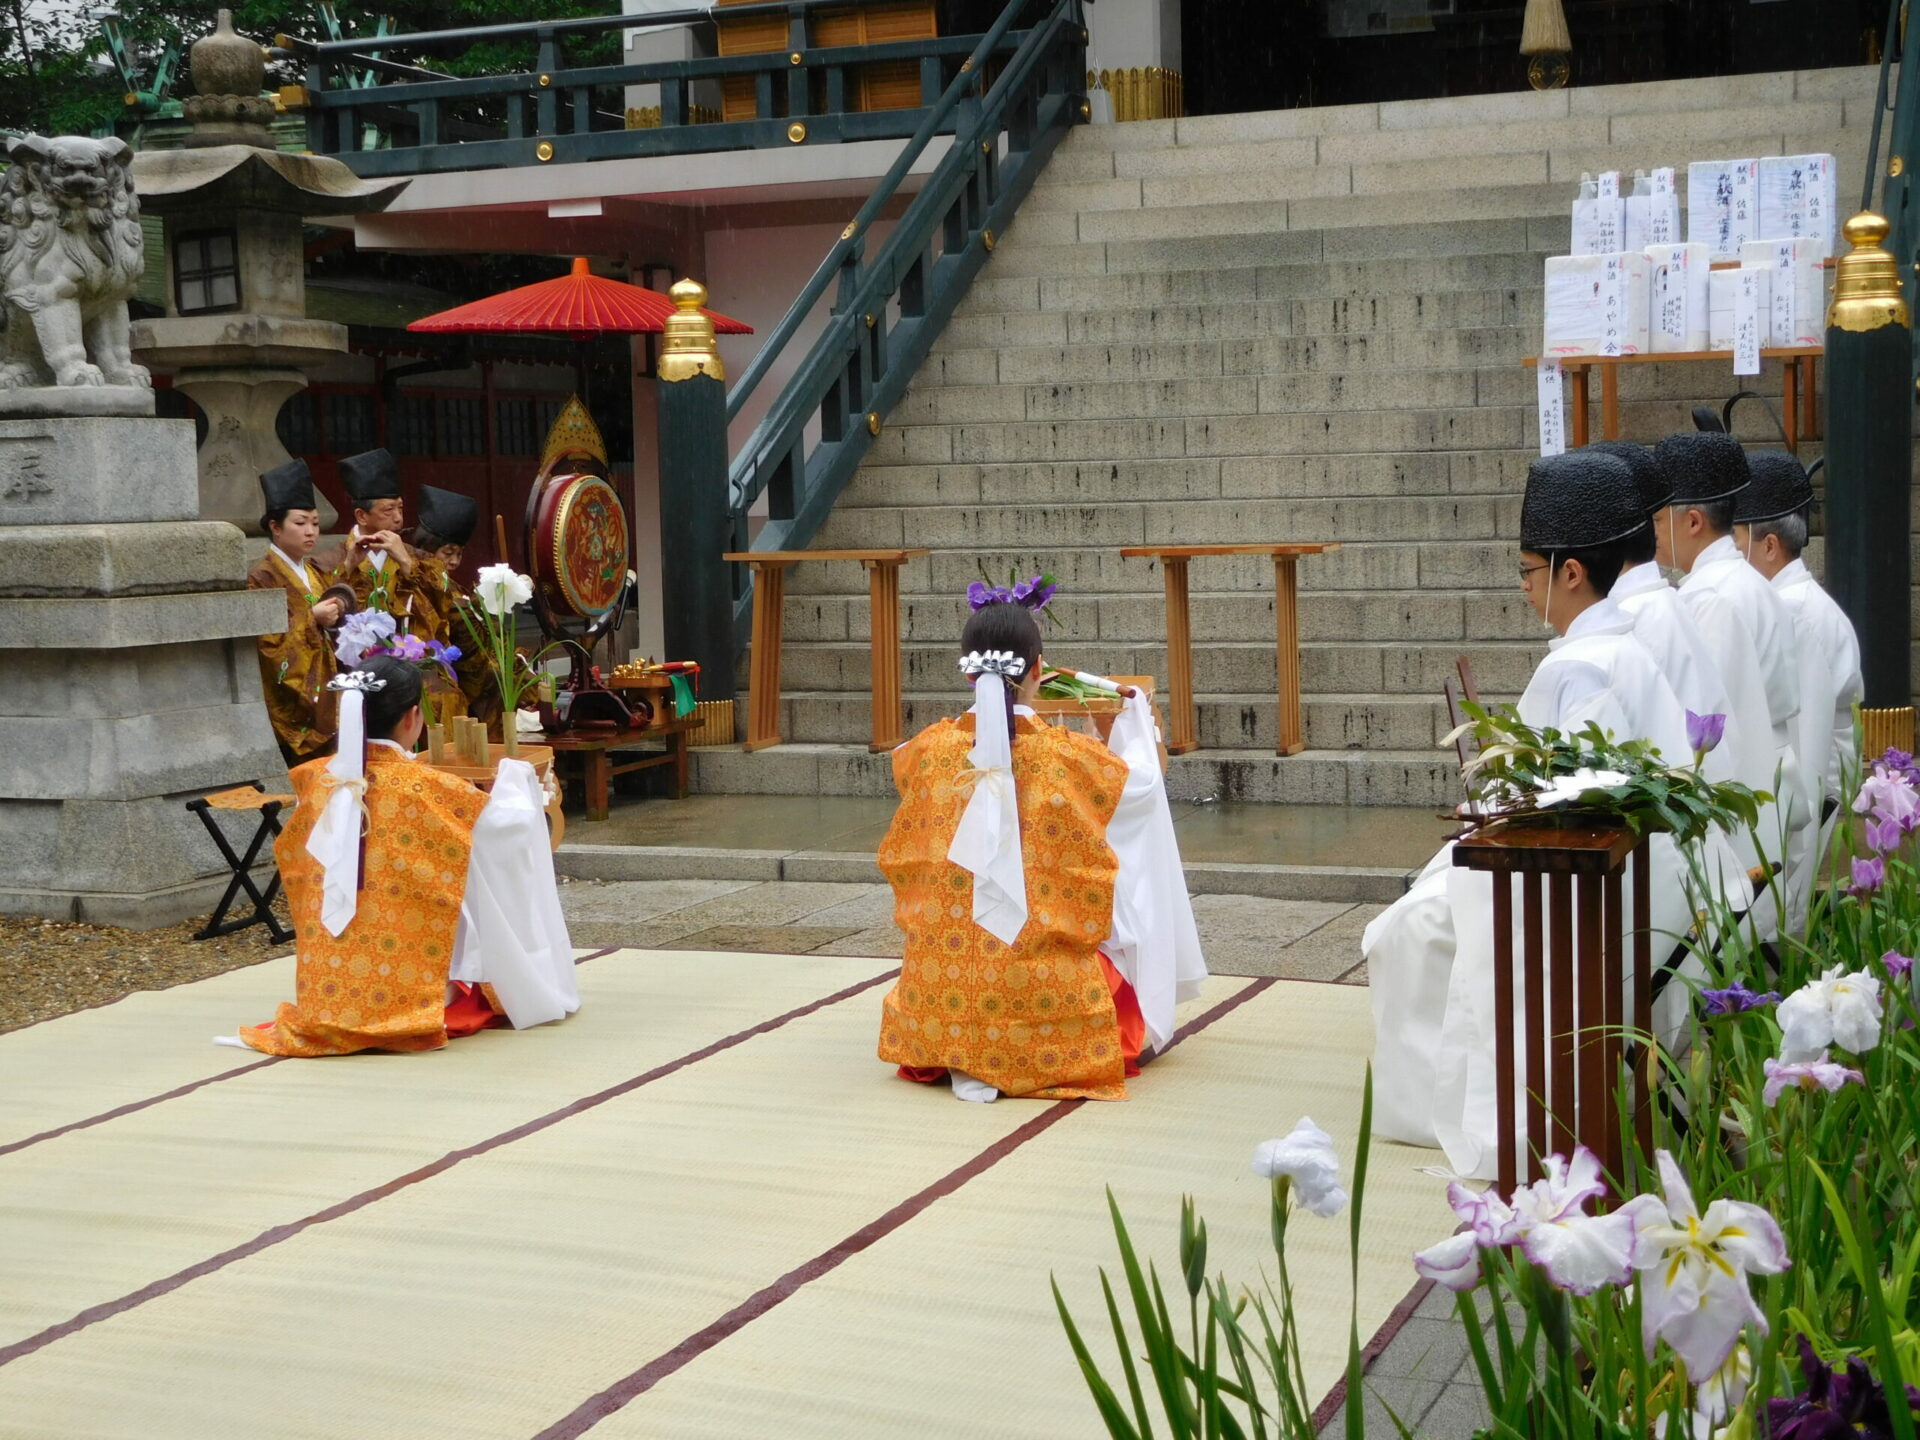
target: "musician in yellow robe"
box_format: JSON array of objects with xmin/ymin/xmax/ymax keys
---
[
  {"xmin": 408, "ymin": 484, "xmax": 501, "ymax": 725},
  {"xmin": 315, "ymin": 448, "xmax": 429, "ymax": 630},
  {"xmin": 247, "ymin": 459, "xmax": 359, "ymax": 763},
  {"xmin": 228, "ymin": 655, "xmax": 578, "ymax": 1057},
  {"xmin": 877, "ymin": 599, "xmax": 1207, "ymax": 1102}
]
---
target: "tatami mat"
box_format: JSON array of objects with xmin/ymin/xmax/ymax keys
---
[{"xmin": 0, "ymin": 949, "xmax": 1451, "ymax": 1439}]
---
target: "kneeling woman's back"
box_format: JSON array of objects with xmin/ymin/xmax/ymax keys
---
[{"xmin": 876, "ymin": 600, "xmax": 1143, "ymax": 1101}]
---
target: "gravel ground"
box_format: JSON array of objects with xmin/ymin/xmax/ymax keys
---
[{"xmin": 0, "ymin": 905, "xmax": 293, "ymax": 1035}]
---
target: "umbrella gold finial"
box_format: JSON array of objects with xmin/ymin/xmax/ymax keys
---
[{"xmin": 660, "ymin": 278, "xmax": 725, "ymax": 383}]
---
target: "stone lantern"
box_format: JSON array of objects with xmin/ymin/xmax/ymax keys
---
[{"xmin": 131, "ymin": 10, "xmax": 408, "ymax": 532}]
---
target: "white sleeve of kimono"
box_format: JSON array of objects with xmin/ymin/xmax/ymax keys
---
[
  {"xmin": 449, "ymin": 759, "xmax": 580, "ymax": 1029},
  {"xmin": 1100, "ymin": 692, "xmax": 1208, "ymax": 1053}
]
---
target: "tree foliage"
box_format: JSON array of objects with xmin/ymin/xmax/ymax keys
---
[{"xmin": 2, "ymin": 0, "xmax": 622, "ymax": 138}]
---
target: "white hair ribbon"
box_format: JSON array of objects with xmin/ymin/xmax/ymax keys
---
[
  {"xmin": 948, "ymin": 653, "xmax": 1028, "ymax": 946},
  {"xmin": 308, "ymin": 671, "xmax": 386, "ymax": 936}
]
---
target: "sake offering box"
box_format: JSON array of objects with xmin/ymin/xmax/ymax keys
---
[
  {"xmin": 1739, "ymin": 237, "xmax": 1830, "ymax": 348},
  {"xmin": 1687, "ymin": 158, "xmax": 1760, "ymax": 262},
  {"xmin": 1542, "ymin": 252, "xmax": 1651, "ymax": 358},
  {"xmin": 1645, "ymin": 242, "xmax": 1710, "ymax": 354},
  {"xmin": 1757, "ymin": 153, "xmax": 1837, "ymax": 251},
  {"xmin": 1709, "ymin": 265, "xmax": 1772, "ymax": 352}
]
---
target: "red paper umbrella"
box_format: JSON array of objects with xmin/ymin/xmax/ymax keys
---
[{"xmin": 407, "ymin": 256, "xmax": 753, "ymax": 337}]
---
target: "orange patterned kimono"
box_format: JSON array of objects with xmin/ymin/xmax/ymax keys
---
[
  {"xmin": 877, "ymin": 715, "xmax": 1135, "ymax": 1100},
  {"xmin": 241, "ymin": 748, "xmax": 490, "ymax": 1057}
]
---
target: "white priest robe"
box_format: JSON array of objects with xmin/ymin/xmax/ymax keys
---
[
  {"xmin": 1679, "ymin": 534, "xmax": 1811, "ymax": 931},
  {"xmin": 449, "ymin": 756, "xmax": 579, "ymax": 1029},
  {"xmin": 1365, "ymin": 597, "xmax": 1738, "ymax": 1177},
  {"xmin": 1771, "ymin": 558, "xmax": 1863, "ymax": 810}
]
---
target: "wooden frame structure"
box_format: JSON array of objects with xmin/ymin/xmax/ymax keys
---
[
  {"xmin": 1450, "ymin": 821, "xmax": 1652, "ymax": 1196},
  {"xmin": 724, "ymin": 547, "xmax": 929, "ymax": 752},
  {"xmin": 1117, "ymin": 543, "xmax": 1339, "ymax": 757},
  {"xmin": 1524, "ymin": 348, "xmax": 1822, "ymax": 453}
]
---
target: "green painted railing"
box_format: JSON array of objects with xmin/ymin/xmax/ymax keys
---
[{"xmin": 720, "ymin": 0, "xmax": 1087, "ymax": 646}]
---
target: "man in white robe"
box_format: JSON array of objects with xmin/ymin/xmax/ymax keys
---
[
  {"xmin": 1653, "ymin": 431, "xmax": 1811, "ymax": 934},
  {"xmin": 1366, "ymin": 453, "xmax": 1709, "ymax": 1173},
  {"xmin": 1734, "ymin": 452, "xmax": 1863, "ymax": 848}
]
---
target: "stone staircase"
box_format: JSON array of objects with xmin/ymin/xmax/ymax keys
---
[{"xmin": 691, "ymin": 66, "xmax": 1877, "ymax": 807}]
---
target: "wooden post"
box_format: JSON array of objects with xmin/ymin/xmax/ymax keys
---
[
  {"xmin": 1599, "ymin": 363, "xmax": 1619, "ymax": 440},
  {"xmin": 1570, "ymin": 364, "xmax": 1590, "ymax": 447},
  {"xmin": 656, "ymin": 279, "xmax": 737, "ymax": 701},
  {"xmin": 864, "ymin": 556, "xmax": 907, "ymax": 751},
  {"xmin": 1491, "ymin": 875, "xmax": 1518, "ymax": 1194},
  {"xmin": 743, "ymin": 560, "xmax": 786, "ymax": 750},
  {"xmin": 1273, "ymin": 552, "xmax": 1305, "ymax": 756},
  {"xmin": 1826, "ymin": 214, "xmax": 1914, "ymax": 733},
  {"xmin": 1161, "ymin": 556, "xmax": 1196, "ymax": 754}
]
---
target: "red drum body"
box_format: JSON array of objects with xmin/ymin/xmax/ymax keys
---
[{"xmin": 530, "ymin": 472, "xmax": 629, "ymax": 622}]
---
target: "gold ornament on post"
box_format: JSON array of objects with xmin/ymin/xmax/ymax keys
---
[
  {"xmin": 1520, "ymin": 0, "xmax": 1572, "ymax": 91},
  {"xmin": 658, "ymin": 278, "xmax": 725, "ymax": 383},
  {"xmin": 1828, "ymin": 212, "xmax": 1909, "ymax": 333}
]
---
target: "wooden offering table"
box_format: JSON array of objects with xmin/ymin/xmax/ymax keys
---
[
  {"xmin": 1450, "ymin": 820, "xmax": 1651, "ymax": 1196},
  {"xmin": 724, "ymin": 548, "xmax": 930, "ymax": 753},
  {"xmin": 421, "ymin": 742, "xmax": 567, "ymax": 852},
  {"xmin": 1030, "ymin": 675, "xmax": 1169, "ymax": 773},
  {"xmin": 542, "ymin": 717, "xmax": 700, "ymax": 821},
  {"xmin": 1525, "ymin": 347, "xmax": 1822, "ymax": 454},
  {"xmin": 1117, "ymin": 544, "xmax": 1340, "ymax": 757}
]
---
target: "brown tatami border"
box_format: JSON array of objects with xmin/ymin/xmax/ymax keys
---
[
  {"xmin": 530, "ymin": 975, "xmax": 1283, "ymax": 1438},
  {"xmin": 0, "ymin": 946, "xmax": 622, "ymax": 1160},
  {"xmin": 0, "ymin": 961, "xmax": 899, "ymax": 1370}
]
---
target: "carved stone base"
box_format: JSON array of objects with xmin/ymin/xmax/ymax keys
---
[
  {"xmin": 0, "ymin": 417, "xmax": 199, "ymax": 526},
  {"xmin": 0, "ymin": 387, "xmax": 156, "ymax": 421}
]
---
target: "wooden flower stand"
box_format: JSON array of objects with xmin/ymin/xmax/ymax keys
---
[{"xmin": 1450, "ymin": 820, "xmax": 1652, "ymax": 1196}]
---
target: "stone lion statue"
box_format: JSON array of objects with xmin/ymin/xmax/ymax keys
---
[{"xmin": 0, "ymin": 134, "xmax": 149, "ymax": 390}]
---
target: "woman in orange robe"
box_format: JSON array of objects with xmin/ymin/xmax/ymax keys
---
[{"xmin": 876, "ymin": 601, "xmax": 1159, "ymax": 1102}]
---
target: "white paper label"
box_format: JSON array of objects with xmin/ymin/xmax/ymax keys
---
[
  {"xmin": 1770, "ymin": 242, "xmax": 1795, "ymax": 347},
  {"xmin": 1734, "ymin": 270, "xmax": 1763, "ymax": 376},
  {"xmin": 1599, "ymin": 255, "xmax": 1626, "ymax": 358},
  {"xmin": 1651, "ymin": 166, "xmax": 1675, "ymax": 197},
  {"xmin": 1537, "ymin": 357, "xmax": 1566, "ymax": 457},
  {"xmin": 1596, "ymin": 170, "xmax": 1620, "ymax": 200},
  {"xmin": 1653, "ymin": 260, "xmax": 1687, "ymax": 347}
]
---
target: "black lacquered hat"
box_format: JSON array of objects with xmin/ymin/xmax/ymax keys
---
[
  {"xmin": 1654, "ymin": 431, "xmax": 1752, "ymax": 505},
  {"xmin": 337, "ymin": 448, "xmax": 401, "ymax": 506},
  {"xmin": 257, "ymin": 457, "xmax": 315, "ymax": 513},
  {"xmin": 1583, "ymin": 440, "xmax": 1673, "ymax": 515},
  {"xmin": 416, "ymin": 485, "xmax": 478, "ymax": 547},
  {"xmin": 1520, "ymin": 451, "xmax": 1653, "ymax": 552},
  {"xmin": 1733, "ymin": 451, "xmax": 1815, "ymax": 525}
]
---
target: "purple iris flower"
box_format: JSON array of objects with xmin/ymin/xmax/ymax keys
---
[
  {"xmin": 1686, "ymin": 709, "xmax": 1727, "ymax": 757},
  {"xmin": 1867, "ymin": 815, "xmax": 1906, "ymax": 854},
  {"xmin": 1701, "ymin": 982, "xmax": 1780, "ymax": 1017},
  {"xmin": 1016, "ymin": 575, "xmax": 1057, "ymax": 611},
  {"xmin": 1852, "ymin": 855, "xmax": 1887, "ymax": 898},
  {"xmin": 1884, "ymin": 950, "xmax": 1915, "ymax": 978},
  {"xmin": 1766, "ymin": 1334, "xmax": 1920, "ymax": 1439}
]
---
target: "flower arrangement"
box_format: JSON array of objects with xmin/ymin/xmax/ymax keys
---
[
  {"xmin": 968, "ymin": 569, "xmax": 1057, "ymax": 615},
  {"xmin": 1057, "ymin": 736, "xmax": 1920, "ymax": 1440},
  {"xmin": 363, "ymin": 632, "xmax": 463, "ymax": 726},
  {"xmin": 1451, "ymin": 701, "xmax": 1765, "ymax": 846},
  {"xmin": 456, "ymin": 563, "xmax": 539, "ymax": 755}
]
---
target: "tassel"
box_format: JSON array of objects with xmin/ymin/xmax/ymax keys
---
[{"xmin": 1520, "ymin": 0, "xmax": 1572, "ymax": 54}]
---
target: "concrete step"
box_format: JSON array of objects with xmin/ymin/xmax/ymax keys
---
[
  {"xmin": 688, "ymin": 740, "xmax": 1468, "ymax": 808},
  {"xmin": 770, "ymin": 638, "xmax": 1546, "ymax": 700},
  {"xmin": 955, "ymin": 253, "xmax": 1551, "ymax": 317},
  {"xmin": 812, "ymin": 494, "xmax": 1522, "ymax": 549},
  {"xmin": 771, "ymin": 689, "xmax": 1467, "ymax": 751},
  {"xmin": 953, "ymin": 328, "xmax": 1534, "ymax": 386},
  {"xmin": 840, "ymin": 451, "xmax": 1531, "ymax": 507},
  {"xmin": 987, "ymin": 217, "xmax": 1570, "ymax": 279},
  {"xmin": 895, "ymin": 358, "xmax": 1818, "ymax": 426},
  {"xmin": 777, "ymin": 586, "xmax": 1541, "ymax": 646}
]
